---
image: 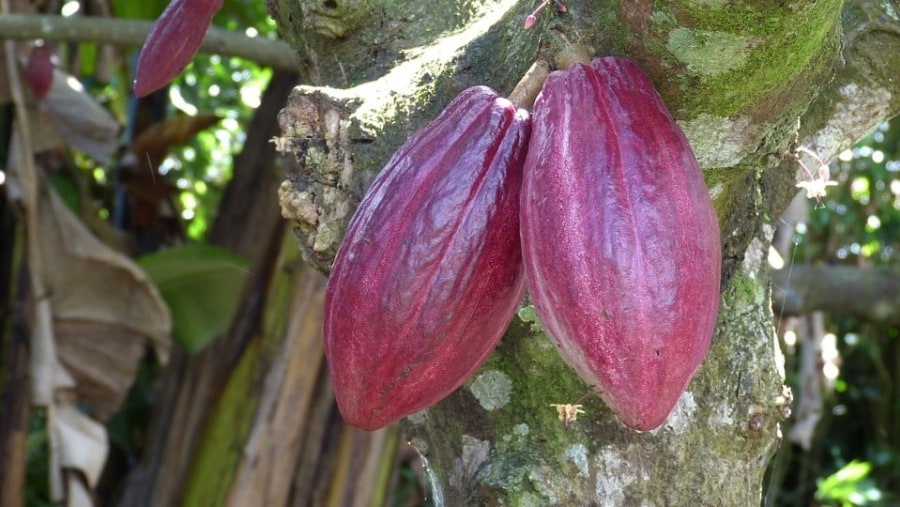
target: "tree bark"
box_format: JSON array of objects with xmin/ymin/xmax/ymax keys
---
[{"xmin": 267, "ymin": 0, "xmax": 900, "ymax": 505}]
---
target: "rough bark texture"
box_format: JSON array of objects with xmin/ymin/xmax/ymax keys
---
[{"xmin": 270, "ymin": 0, "xmax": 900, "ymax": 505}]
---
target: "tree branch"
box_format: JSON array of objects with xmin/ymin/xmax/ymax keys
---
[
  {"xmin": 800, "ymin": 0, "xmax": 900, "ymax": 161},
  {"xmin": 0, "ymin": 14, "xmax": 298, "ymax": 72},
  {"xmin": 763, "ymin": 0, "xmax": 900, "ymax": 250},
  {"xmin": 773, "ymin": 264, "xmax": 900, "ymax": 324}
]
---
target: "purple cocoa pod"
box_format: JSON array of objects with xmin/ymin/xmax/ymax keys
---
[
  {"xmin": 324, "ymin": 86, "xmax": 530, "ymax": 431},
  {"xmin": 520, "ymin": 57, "xmax": 721, "ymax": 431},
  {"xmin": 134, "ymin": 0, "xmax": 223, "ymax": 97},
  {"xmin": 25, "ymin": 46, "xmax": 54, "ymax": 99}
]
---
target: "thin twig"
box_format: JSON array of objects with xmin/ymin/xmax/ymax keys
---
[
  {"xmin": 1, "ymin": 4, "xmax": 49, "ymax": 339},
  {"xmin": 2, "ymin": 2, "xmax": 62, "ymax": 500},
  {"xmin": 0, "ymin": 14, "xmax": 298, "ymax": 72}
]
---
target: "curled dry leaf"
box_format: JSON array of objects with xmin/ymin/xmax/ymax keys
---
[
  {"xmin": 10, "ymin": 67, "xmax": 119, "ymax": 162},
  {"xmin": 40, "ymin": 68, "xmax": 120, "ymax": 163},
  {"xmin": 51, "ymin": 404, "xmax": 109, "ymax": 493},
  {"xmin": 38, "ymin": 188, "xmax": 171, "ymax": 421},
  {"xmin": 131, "ymin": 113, "xmax": 222, "ymax": 169}
]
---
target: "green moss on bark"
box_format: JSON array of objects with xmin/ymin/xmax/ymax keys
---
[
  {"xmin": 663, "ymin": 0, "xmax": 843, "ymax": 118},
  {"xmin": 180, "ymin": 241, "xmax": 304, "ymax": 507}
]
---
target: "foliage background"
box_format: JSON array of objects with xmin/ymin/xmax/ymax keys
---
[{"xmin": 766, "ymin": 115, "xmax": 900, "ymax": 506}]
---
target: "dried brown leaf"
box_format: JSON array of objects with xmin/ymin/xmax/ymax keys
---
[
  {"xmin": 38, "ymin": 188, "xmax": 171, "ymax": 420},
  {"xmin": 131, "ymin": 113, "xmax": 222, "ymax": 169},
  {"xmin": 40, "ymin": 68, "xmax": 120, "ymax": 163}
]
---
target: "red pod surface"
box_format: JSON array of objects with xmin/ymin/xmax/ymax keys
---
[
  {"xmin": 25, "ymin": 46, "xmax": 54, "ymax": 99},
  {"xmin": 324, "ymin": 86, "xmax": 530, "ymax": 431},
  {"xmin": 133, "ymin": 0, "xmax": 223, "ymax": 97},
  {"xmin": 520, "ymin": 57, "xmax": 721, "ymax": 431}
]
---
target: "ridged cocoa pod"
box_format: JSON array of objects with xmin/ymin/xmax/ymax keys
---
[
  {"xmin": 520, "ymin": 57, "xmax": 721, "ymax": 431},
  {"xmin": 324, "ymin": 87, "xmax": 530, "ymax": 431},
  {"xmin": 133, "ymin": 0, "xmax": 222, "ymax": 97}
]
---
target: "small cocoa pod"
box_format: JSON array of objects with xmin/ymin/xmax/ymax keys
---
[
  {"xmin": 24, "ymin": 46, "xmax": 54, "ymax": 99},
  {"xmin": 133, "ymin": 0, "xmax": 222, "ymax": 97},
  {"xmin": 324, "ymin": 86, "xmax": 530, "ymax": 431},
  {"xmin": 520, "ymin": 57, "xmax": 721, "ymax": 431}
]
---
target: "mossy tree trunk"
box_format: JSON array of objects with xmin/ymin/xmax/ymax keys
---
[{"xmin": 267, "ymin": 0, "xmax": 900, "ymax": 505}]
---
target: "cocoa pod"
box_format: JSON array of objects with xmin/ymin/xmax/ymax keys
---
[
  {"xmin": 133, "ymin": 0, "xmax": 222, "ymax": 97},
  {"xmin": 24, "ymin": 46, "xmax": 54, "ymax": 99},
  {"xmin": 324, "ymin": 86, "xmax": 530, "ymax": 431},
  {"xmin": 520, "ymin": 57, "xmax": 721, "ymax": 431}
]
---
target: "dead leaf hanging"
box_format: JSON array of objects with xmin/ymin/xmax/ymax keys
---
[{"xmin": 37, "ymin": 187, "xmax": 171, "ymax": 421}]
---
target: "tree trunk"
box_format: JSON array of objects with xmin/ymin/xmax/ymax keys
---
[{"xmin": 266, "ymin": 0, "xmax": 900, "ymax": 505}]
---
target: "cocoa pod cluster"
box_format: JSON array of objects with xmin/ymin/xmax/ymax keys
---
[{"xmin": 323, "ymin": 57, "xmax": 721, "ymax": 431}]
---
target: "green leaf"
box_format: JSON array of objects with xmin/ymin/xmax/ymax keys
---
[
  {"xmin": 26, "ymin": 409, "xmax": 52, "ymax": 507},
  {"xmin": 815, "ymin": 460, "xmax": 881, "ymax": 506},
  {"xmin": 834, "ymin": 460, "xmax": 872, "ymax": 483},
  {"xmin": 138, "ymin": 244, "xmax": 248, "ymax": 354},
  {"xmin": 48, "ymin": 174, "xmax": 81, "ymax": 213}
]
